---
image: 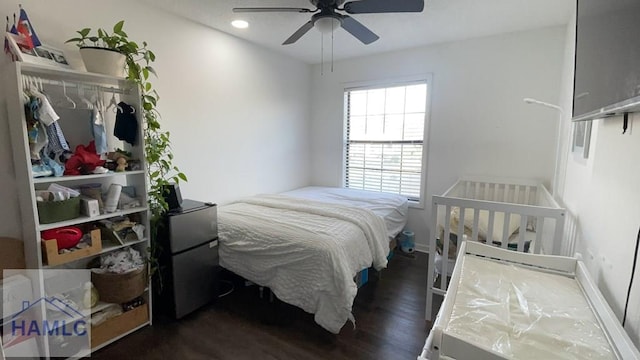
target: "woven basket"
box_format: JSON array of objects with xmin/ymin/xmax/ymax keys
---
[
  {"xmin": 37, "ymin": 197, "xmax": 81, "ymax": 224},
  {"xmin": 91, "ymin": 266, "xmax": 146, "ymax": 304}
]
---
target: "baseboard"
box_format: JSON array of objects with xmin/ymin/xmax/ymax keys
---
[{"xmin": 415, "ymin": 243, "xmax": 429, "ymax": 254}]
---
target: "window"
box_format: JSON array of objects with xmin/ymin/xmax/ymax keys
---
[{"xmin": 344, "ymin": 80, "xmax": 429, "ymax": 203}]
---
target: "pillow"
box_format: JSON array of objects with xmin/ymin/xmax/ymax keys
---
[{"xmin": 449, "ymin": 207, "xmax": 521, "ymax": 243}]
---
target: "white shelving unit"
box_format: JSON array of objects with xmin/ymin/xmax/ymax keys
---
[{"xmin": 2, "ymin": 62, "xmax": 152, "ymax": 358}]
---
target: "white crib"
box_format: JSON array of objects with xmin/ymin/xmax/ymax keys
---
[{"xmin": 426, "ymin": 176, "xmax": 565, "ymax": 321}]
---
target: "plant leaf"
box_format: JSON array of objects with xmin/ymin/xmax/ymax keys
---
[
  {"xmin": 78, "ymin": 28, "xmax": 91, "ymax": 37},
  {"xmin": 113, "ymin": 20, "xmax": 124, "ymax": 33},
  {"xmin": 146, "ymin": 66, "xmax": 157, "ymax": 77}
]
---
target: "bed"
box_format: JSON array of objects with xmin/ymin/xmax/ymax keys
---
[
  {"xmin": 217, "ymin": 186, "xmax": 409, "ymax": 333},
  {"xmin": 418, "ymin": 241, "xmax": 640, "ymax": 360},
  {"xmin": 426, "ymin": 176, "xmax": 565, "ymax": 321}
]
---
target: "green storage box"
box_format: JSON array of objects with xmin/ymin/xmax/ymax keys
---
[{"xmin": 37, "ymin": 196, "xmax": 81, "ymax": 224}]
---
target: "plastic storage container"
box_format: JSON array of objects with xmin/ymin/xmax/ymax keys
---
[{"xmin": 36, "ymin": 197, "xmax": 81, "ymax": 224}]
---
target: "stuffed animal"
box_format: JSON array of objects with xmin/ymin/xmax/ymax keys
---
[{"xmin": 115, "ymin": 156, "xmax": 128, "ymax": 172}]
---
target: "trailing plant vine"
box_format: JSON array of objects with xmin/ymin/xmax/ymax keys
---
[{"xmin": 67, "ymin": 21, "xmax": 187, "ymax": 283}]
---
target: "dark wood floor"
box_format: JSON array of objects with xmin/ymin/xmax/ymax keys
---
[{"xmin": 91, "ymin": 251, "xmax": 432, "ymax": 360}]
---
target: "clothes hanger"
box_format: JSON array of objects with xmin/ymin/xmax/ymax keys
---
[
  {"xmin": 106, "ymin": 87, "xmax": 123, "ymax": 113},
  {"xmin": 77, "ymin": 86, "xmax": 93, "ymax": 110},
  {"xmin": 29, "ymin": 76, "xmax": 43, "ymax": 97},
  {"xmin": 61, "ymin": 81, "xmax": 76, "ymax": 109},
  {"xmin": 21, "ymin": 76, "xmax": 29, "ymax": 103},
  {"xmin": 37, "ymin": 76, "xmax": 55, "ymax": 103}
]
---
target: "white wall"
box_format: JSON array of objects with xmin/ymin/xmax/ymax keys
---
[
  {"xmin": 309, "ymin": 27, "xmax": 567, "ymax": 251},
  {"xmin": 0, "ymin": 0, "xmax": 311, "ymax": 239},
  {"xmin": 557, "ymin": 11, "xmax": 640, "ymax": 346}
]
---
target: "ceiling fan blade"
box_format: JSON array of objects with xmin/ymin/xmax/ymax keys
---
[
  {"xmin": 233, "ymin": 7, "xmax": 313, "ymax": 13},
  {"xmin": 343, "ymin": 0, "xmax": 424, "ymax": 14},
  {"xmin": 283, "ymin": 20, "xmax": 315, "ymax": 45},
  {"xmin": 340, "ymin": 15, "xmax": 379, "ymax": 44}
]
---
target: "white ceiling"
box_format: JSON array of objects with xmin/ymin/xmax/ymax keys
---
[{"xmin": 141, "ymin": 0, "xmax": 575, "ymax": 64}]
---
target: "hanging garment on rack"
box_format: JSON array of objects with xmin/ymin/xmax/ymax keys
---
[
  {"xmin": 31, "ymin": 91, "xmax": 59, "ymax": 126},
  {"xmin": 91, "ymin": 98, "xmax": 107, "ymax": 154},
  {"xmin": 44, "ymin": 121, "xmax": 70, "ymax": 160},
  {"xmin": 114, "ymin": 102, "xmax": 137, "ymax": 146},
  {"xmin": 25, "ymin": 96, "xmax": 48, "ymax": 161}
]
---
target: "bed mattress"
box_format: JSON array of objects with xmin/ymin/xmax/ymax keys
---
[
  {"xmin": 218, "ymin": 194, "xmax": 389, "ymax": 334},
  {"xmin": 281, "ymin": 186, "xmax": 409, "ymax": 239},
  {"xmin": 447, "ymin": 255, "xmax": 616, "ymax": 359}
]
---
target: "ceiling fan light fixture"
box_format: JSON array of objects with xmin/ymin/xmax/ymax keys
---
[
  {"xmin": 313, "ymin": 15, "xmax": 341, "ymax": 34},
  {"xmin": 231, "ymin": 20, "xmax": 249, "ymax": 29}
]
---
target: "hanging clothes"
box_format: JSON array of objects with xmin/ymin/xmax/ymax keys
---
[
  {"xmin": 91, "ymin": 96, "xmax": 107, "ymax": 154},
  {"xmin": 44, "ymin": 122, "xmax": 70, "ymax": 160},
  {"xmin": 114, "ymin": 102, "xmax": 137, "ymax": 146},
  {"xmin": 31, "ymin": 90, "xmax": 59, "ymax": 126},
  {"xmin": 25, "ymin": 96, "xmax": 48, "ymax": 160},
  {"xmin": 28, "ymin": 86, "xmax": 71, "ymax": 161}
]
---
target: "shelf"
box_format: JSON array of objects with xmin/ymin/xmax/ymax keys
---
[
  {"xmin": 5, "ymin": 62, "xmax": 152, "ymax": 358},
  {"xmin": 100, "ymin": 238, "xmax": 148, "ymax": 256},
  {"xmin": 43, "ymin": 238, "xmax": 147, "ymax": 268},
  {"xmin": 91, "ymin": 301, "xmax": 116, "ymax": 315},
  {"xmin": 19, "ymin": 62, "xmax": 128, "ymax": 87},
  {"xmin": 33, "ymin": 170, "xmax": 146, "ymax": 184},
  {"xmin": 38, "ymin": 207, "xmax": 148, "ymax": 231}
]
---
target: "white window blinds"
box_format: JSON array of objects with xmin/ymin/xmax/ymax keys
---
[{"xmin": 344, "ymin": 82, "xmax": 427, "ymax": 201}]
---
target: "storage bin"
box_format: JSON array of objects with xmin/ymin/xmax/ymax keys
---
[
  {"xmin": 91, "ymin": 266, "xmax": 147, "ymax": 304},
  {"xmin": 355, "ymin": 268, "xmax": 368, "ymax": 288},
  {"xmin": 42, "ymin": 229, "xmax": 102, "ymax": 266},
  {"xmin": 37, "ymin": 197, "xmax": 81, "ymax": 224},
  {"xmin": 91, "ymin": 303, "xmax": 149, "ymax": 348}
]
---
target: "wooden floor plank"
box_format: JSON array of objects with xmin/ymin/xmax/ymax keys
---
[{"xmin": 91, "ymin": 251, "xmax": 431, "ymax": 360}]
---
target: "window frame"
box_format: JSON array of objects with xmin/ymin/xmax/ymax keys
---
[{"xmin": 341, "ymin": 74, "xmax": 433, "ymax": 209}]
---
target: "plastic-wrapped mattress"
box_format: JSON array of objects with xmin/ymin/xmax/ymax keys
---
[
  {"xmin": 421, "ymin": 241, "xmax": 639, "ymax": 360},
  {"xmin": 446, "ymin": 255, "xmax": 615, "ymax": 359}
]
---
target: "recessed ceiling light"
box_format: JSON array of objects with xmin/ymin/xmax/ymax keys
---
[{"xmin": 231, "ymin": 20, "xmax": 249, "ymax": 29}]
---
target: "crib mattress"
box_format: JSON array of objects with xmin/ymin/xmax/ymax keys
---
[
  {"xmin": 446, "ymin": 255, "xmax": 616, "ymax": 359},
  {"xmin": 281, "ymin": 186, "xmax": 409, "ymax": 239}
]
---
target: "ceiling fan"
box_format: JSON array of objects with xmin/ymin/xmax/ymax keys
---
[{"xmin": 233, "ymin": 0, "xmax": 425, "ymax": 45}]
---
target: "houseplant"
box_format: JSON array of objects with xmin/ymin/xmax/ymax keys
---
[
  {"xmin": 67, "ymin": 21, "xmax": 187, "ymax": 281},
  {"xmin": 66, "ymin": 21, "xmax": 132, "ymax": 76}
]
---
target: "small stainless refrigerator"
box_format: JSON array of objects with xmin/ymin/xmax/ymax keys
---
[{"xmin": 156, "ymin": 199, "xmax": 219, "ymax": 319}]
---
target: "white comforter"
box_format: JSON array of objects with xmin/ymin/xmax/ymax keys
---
[{"xmin": 218, "ymin": 194, "xmax": 389, "ymax": 333}]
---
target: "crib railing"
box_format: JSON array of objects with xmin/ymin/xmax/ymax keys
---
[{"xmin": 426, "ymin": 177, "xmax": 565, "ymax": 321}]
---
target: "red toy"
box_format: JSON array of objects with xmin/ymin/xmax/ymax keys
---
[{"xmin": 41, "ymin": 226, "xmax": 83, "ymax": 249}]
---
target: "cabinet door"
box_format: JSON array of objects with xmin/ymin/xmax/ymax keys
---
[{"xmin": 170, "ymin": 240, "xmax": 219, "ymax": 319}]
